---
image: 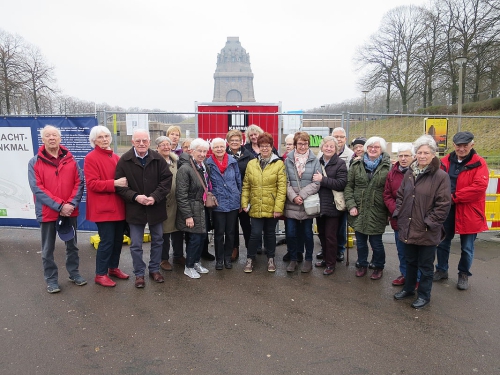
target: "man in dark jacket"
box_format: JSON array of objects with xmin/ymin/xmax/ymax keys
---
[
  {"xmin": 434, "ymin": 131, "xmax": 489, "ymax": 290},
  {"xmin": 28, "ymin": 125, "xmax": 85, "ymax": 294},
  {"xmin": 115, "ymin": 129, "xmax": 172, "ymax": 288}
]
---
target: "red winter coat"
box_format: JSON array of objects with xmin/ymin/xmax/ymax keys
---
[
  {"xmin": 28, "ymin": 145, "xmax": 84, "ymax": 222},
  {"xmin": 383, "ymin": 162, "xmax": 406, "ymax": 231},
  {"xmin": 440, "ymin": 150, "xmax": 489, "ymax": 234},
  {"xmin": 84, "ymin": 146, "xmax": 126, "ymax": 223}
]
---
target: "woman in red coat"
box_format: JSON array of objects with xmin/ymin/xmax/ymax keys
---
[{"xmin": 84, "ymin": 125, "xmax": 130, "ymax": 287}]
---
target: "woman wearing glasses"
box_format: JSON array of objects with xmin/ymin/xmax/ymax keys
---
[{"xmin": 344, "ymin": 136, "xmax": 391, "ymax": 280}]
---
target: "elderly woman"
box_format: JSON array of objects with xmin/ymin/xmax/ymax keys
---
[
  {"xmin": 241, "ymin": 132, "xmax": 286, "ymax": 273},
  {"xmin": 383, "ymin": 144, "xmax": 416, "ymax": 286},
  {"xmin": 226, "ymin": 129, "xmax": 255, "ymax": 261},
  {"xmin": 393, "ymin": 135, "xmax": 451, "ymax": 309},
  {"xmin": 206, "ymin": 137, "xmax": 242, "ymax": 270},
  {"xmin": 84, "ymin": 125, "xmax": 129, "ymax": 287},
  {"xmin": 312, "ymin": 136, "xmax": 348, "ymax": 275},
  {"xmin": 244, "ymin": 124, "xmax": 279, "ymax": 158},
  {"xmin": 176, "ymin": 138, "xmax": 211, "ymax": 279},
  {"xmin": 344, "ymin": 136, "xmax": 391, "ymax": 280},
  {"xmin": 155, "ymin": 136, "xmax": 185, "ymax": 271},
  {"xmin": 284, "ymin": 131, "xmax": 321, "ymax": 273},
  {"xmin": 350, "ymin": 137, "xmax": 366, "ymax": 165},
  {"xmin": 167, "ymin": 125, "xmax": 183, "ymax": 155},
  {"xmin": 182, "ymin": 138, "xmax": 193, "ymax": 154}
]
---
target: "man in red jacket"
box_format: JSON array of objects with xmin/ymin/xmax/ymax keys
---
[
  {"xmin": 28, "ymin": 125, "xmax": 85, "ymax": 294},
  {"xmin": 434, "ymin": 131, "xmax": 489, "ymax": 290}
]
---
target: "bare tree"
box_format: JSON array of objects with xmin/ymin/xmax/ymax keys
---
[{"xmin": 0, "ymin": 29, "xmax": 25, "ymax": 114}]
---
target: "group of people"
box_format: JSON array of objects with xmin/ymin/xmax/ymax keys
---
[{"xmin": 28, "ymin": 124, "xmax": 489, "ymax": 310}]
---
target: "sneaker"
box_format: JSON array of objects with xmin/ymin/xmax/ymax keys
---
[
  {"xmin": 392, "ymin": 275, "xmax": 405, "ymax": 286},
  {"xmin": 267, "ymin": 258, "xmax": 276, "ymax": 272},
  {"xmin": 184, "ymin": 267, "xmax": 200, "ymax": 279},
  {"xmin": 323, "ymin": 267, "xmax": 335, "ymax": 275},
  {"xmin": 47, "ymin": 285, "xmax": 61, "ymax": 294},
  {"xmin": 194, "ymin": 262, "xmax": 209, "ymax": 274},
  {"xmin": 433, "ymin": 270, "xmax": 449, "ymax": 281},
  {"xmin": 370, "ymin": 268, "xmax": 383, "ymax": 280},
  {"xmin": 244, "ymin": 258, "xmax": 253, "ymax": 273},
  {"xmin": 457, "ymin": 272, "xmax": 469, "ymax": 290},
  {"xmin": 68, "ymin": 275, "xmax": 87, "ymax": 286}
]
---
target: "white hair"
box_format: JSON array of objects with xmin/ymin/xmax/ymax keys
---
[
  {"xmin": 285, "ymin": 134, "xmax": 295, "ymax": 143},
  {"xmin": 331, "ymin": 127, "xmax": 346, "ymax": 136},
  {"xmin": 89, "ymin": 125, "xmax": 112, "ymax": 148},
  {"xmin": 364, "ymin": 136, "xmax": 387, "ymax": 153},
  {"xmin": 210, "ymin": 137, "xmax": 226, "ymax": 150},
  {"xmin": 132, "ymin": 128, "xmax": 150, "ymax": 140},
  {"xmin": 190, "ymin": 138, "xmax": 210, "ymax": 151},
  {"xmin": 413, "ymin": 135, "xmax": 438, "ymax": 154},
  {"xmin": 40, "ymin": 125, "xmax": 61, "ymax": 138},
  {"xmin": 397, "ymin": 143, "xmax": 414, "ymax": 155}
]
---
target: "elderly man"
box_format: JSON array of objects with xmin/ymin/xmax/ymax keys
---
[
  {"xmin": 434, "ymin": 131, "xmax": 489, "ymax": 290},
  {"xmin": 317, "ymin": 127, "xmax": 354, "ymax": 262},
  {"xmin": 28, "ymin": 125, "xmax": 85, "ymax": 294},
  {"xmin": 115, "ymin": 128, "xmax": 172, "ymax": 288}
]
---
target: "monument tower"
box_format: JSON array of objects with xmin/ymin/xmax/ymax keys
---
[{"xmin": 213, "ymin": 37, "xmax": 255, "ymax": 102}]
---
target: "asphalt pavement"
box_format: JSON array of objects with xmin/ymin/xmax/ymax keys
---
[{"xmin": 0, "ymin": 227, "xmax": 499, "ymax": 375}]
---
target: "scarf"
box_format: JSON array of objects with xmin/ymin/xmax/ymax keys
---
[
  {"xmin": 259, "ymin": 155, "xmax": 271, "ymax": 170},
  {"xmin": 411, "ymin": 160, "xmax": 429, "ymax": 178},
  {"xmin": 294, "ymin": 151, "xmax": 308, "ymax": 178},
  {"xmin": 228, "ymin": 147, "xmax": 242, "ymax": 160},
  {"xmin": 212, "ymin": 153, "xmax": 228, "ymax": 175},
  {"xmin": 363, "ymin": 153, "xmax": 382, "ymax": 172}
]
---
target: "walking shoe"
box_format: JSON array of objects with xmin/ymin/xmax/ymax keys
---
[
  {"xmin": 68, "ymin": 275, "xmax": 87, "ymax": 286},
  {"xmin": 370, "ymin": 269, "xmax": 383, "ymax": 280},
  {"xmin": 194, "ymin": 263, "xmax": 209, "ymax": 274},
  {"xmin": 215, "ymin": 260, "xmax": 224, "ymax": 270},
  {"xmin": 323, "ymin": 267, "xmax": 335, "ymax": 275},
  {"xmin": 95, "ymin": 275, "xmax": 116, "ymax": 287},
  {"xmin": 336, "ymin": 252, "xmax": 345, "ymax": 262},
  {"xmin": 316, "ymin": 250, "xmax": 324, "ymax": 259},
  {"xmin": 224, "ymin": 259, "xmax": 232, "ymax": 269},
  {"xmin": 173, "ymin": 256, "xmax": 186, "ymax": 266},
  {"xmin": 297, "ymin": 252, "xmax": 304, "ymax": 262},
  {"xmin": 394, "ymin": 290, "xmax": 415, "ymax": 300},
  {"xmin": 149, "ymin": 272, "xmax": 165, "ymax": 283},
  {"xmin": 301, "ymin": 260, "xmax": 312, "ymax": 273},
  {"xmin": 160, "ymin": 260, "xmax": 172, "ymax": 271},
  {"xmin": 135, "ymin": 276, "xmax": 145, "ymax": 288},
  {"xmin": 355, "ymin": 267, "xmax": 367, "ymax": 277},
  {"xmin": 315, "ymin": 260, "xmax": 326, "ymax": 268},
  {"xmin": 244, "ymin": 258, "xmax": 253, "ymax": 273},
  {"xmin": 433, "ymin": 270, "xmax": 448, "ymax": 281},
  {"xmin": 184, "ymin": 267, "xmax": 200, "ymax": 279},
  {"xmin": 457, "ymin": 272, "xmax": 469, "ymax": 290},
  {"xmin": 411, "ymin": 298, "xmax": 430, "ymax": 309},
  {"xmin": 108, "ymin": 268, "xmax": 129, "ymax": 279},
  {"xmin": 283, "ymin": 252, "xmax": 291, "ymax": 262},
  {"xmin": 267, "ymin": 258, "xmax": 276, "ymax": 272},
  {"xmin": 230, "ymin": 248, "xmax": 239, "ymax": 262},
  {"xmin": 392, "ymin": 275, "xmax": 405, "ymax": 286},
  {"xmin": 286, "ymin": 261, "xmax": 297, "ymax": 272},
  {"xmin": 47, "ymin": 284, "xmax": 61, "ymax": 294}
]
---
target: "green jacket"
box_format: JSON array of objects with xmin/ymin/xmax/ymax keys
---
[
  {"xmin": 344, "ymin": 153, "xmax": 391, "ymax": 235},
  {"xmin": 241, "ymin": 155, "xmax": 287, "ymax": 218}
]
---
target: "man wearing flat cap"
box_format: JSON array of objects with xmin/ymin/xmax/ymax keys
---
[{"xmin": 433, "ymin": 131, "xmax": 489, "ymax": 290}]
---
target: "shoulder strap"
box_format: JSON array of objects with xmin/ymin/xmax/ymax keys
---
[{"xmin": 189, "ymin": 157, "xmax": 208, "ymax": 192}]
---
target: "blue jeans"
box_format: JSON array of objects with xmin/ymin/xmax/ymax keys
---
[
  {"xmin": 403, "ymin": 243, "xmax": 435, "ymax": 301},
  {"xmin": 185, "ymin": 232, "xmax": 207, "ymax": 268},
  {"xmin": 355, "ymin": 232, "xmax": 385, "ymax": 269},
  {"xmin": 129, "ymin": 222, "xmax": 163, "ymax": 276},
  {"xmin": 247, "ymin": 217, "xmax": 278, "ymax": 259},
  {"xmin": 286, "ymin": 218, "xmax": 314, "ymax": 261},
  {"xmin": 436, "ymin": 205, "xmax": 477, "ymax": 276},
  {"xmin": 337, "ymin": 211, "xmax": 348, "ymax": 255},
  {"xmin": 40, "ymin": 217, "xmax": 80, "ymax": 286},
  {"xmin": 96, "ymin": 221, "xmax": 125, "ymax": 275}
]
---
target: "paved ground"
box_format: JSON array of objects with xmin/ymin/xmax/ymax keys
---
[{"xmin": 0, "ymin": 227, "xmax": 499, "ymax": 375}]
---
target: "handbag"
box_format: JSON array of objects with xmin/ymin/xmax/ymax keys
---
[
  {"xmin": 321, "ymin": 165, "xmax": 346, "ymax": 211},
  {"xmin": 190, "ymin": 158, "xmax": 218, "ymax": 208},
  {"xmin": 293, "ymin": 165, "xmax": 320, "ymax": 216}
]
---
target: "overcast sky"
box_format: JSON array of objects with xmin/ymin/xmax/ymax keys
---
[{"xmin": 3, "ymin": 0, "xmax": 423, "ymax": 113}]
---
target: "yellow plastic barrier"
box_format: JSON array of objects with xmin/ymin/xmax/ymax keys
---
[
  {"xmin": 89, "ymin": 233, "xmax": 148, "ymax": 250},
  {"xmin": 486, "ymin": 171, "xmax": 500, "ymax": 230}
]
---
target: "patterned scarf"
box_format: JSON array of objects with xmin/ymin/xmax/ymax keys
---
[
  {"xmin": 411, "ymin": 160, "xmax": 428, "ymax": 178},
  {"xmin": 259, "ymin": 155, "xmax": 271, "ymax": 170},
  {"xmin": 363, "ymin": 153, "xmax": 382, "ymax": 172},
  {"xmin": 294, "ymin": 151, "xmax": 308, "ymax": 178}
]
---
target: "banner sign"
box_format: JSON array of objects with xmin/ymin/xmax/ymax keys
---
[{"xmin": 0, "ymin": 116, "xmax": 98, "ymax": 230}]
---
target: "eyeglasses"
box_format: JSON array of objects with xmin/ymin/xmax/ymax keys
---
[
  {"xmin": 296, "ymin": 142, "xmax": 309, "ymax": 147},
  {"xmin": 158, "ymin": 143, "xmax": 171, "ymax": 148},
  {"xmin": 367, "ymin": 145, "xmax": 381, "ymax": 150},
  {"xmin": 133, "ymin": 139, "xmax": 150, "ymax": 144},
  {"xmin": 229, "ymin": 138, "xmax": 241, "ymax": 143},
  {"xmin": 259, "ymin": 144, "xmax": 271, "ymax": 149}
]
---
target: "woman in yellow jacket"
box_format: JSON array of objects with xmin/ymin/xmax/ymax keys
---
[{"xmin": 241, "ymin": 132, "xmax": 287, "ymax": 273}]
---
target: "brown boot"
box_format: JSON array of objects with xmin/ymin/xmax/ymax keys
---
[{"xmin": 231, "ymin": 247, "xmax": 239, "ymax": 262}]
